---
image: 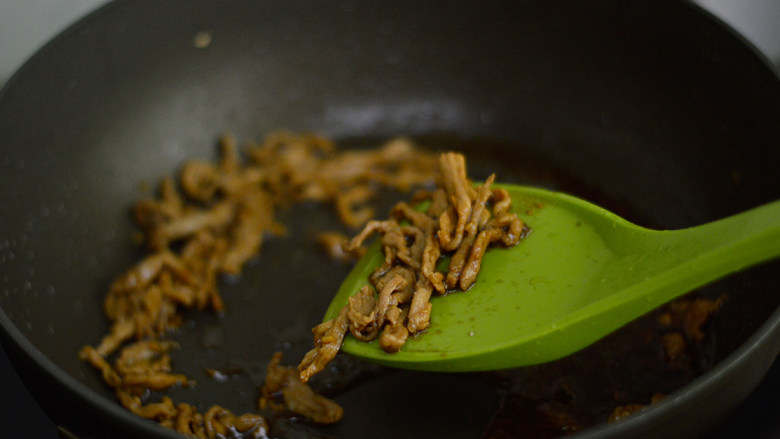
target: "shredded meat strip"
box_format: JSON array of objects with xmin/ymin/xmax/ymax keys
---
[
  {"xmin": 80, "ymin": 132, "xmax": 438, "ymax": 435},
  {"xmin": 298, "ymin": 306, "xmax": 350, "ymax": 384},
  {"xmin": 407, "ymin": 276, "xmax": 435, "ymax": 333},
  {"xmin": 347, "ymin": 285, "xmax": 379, "ymax": 341},
  {"xmin": 437, "ymin": 153, "xmax": 474, "ymax": 251},
  {"xmin": 260, "ymin": 352, "xmax": 344, "ymax": 424},
  {"xmin": 298, "ymin": 151, "xmax": 528, "ymax": 382}
]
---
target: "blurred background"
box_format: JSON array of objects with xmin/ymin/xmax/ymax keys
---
[{"xmin": 1, "ymin": 0, "xmax": 779, "ymax": 437}]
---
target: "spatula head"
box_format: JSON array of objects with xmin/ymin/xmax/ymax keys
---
[
  {"xmin": 325, "ymin": 184, "xmax": 780, "ymax": 371},
  {"xmin": 323, "ymin": 185, "xmax": 632, "ymax": 371}
]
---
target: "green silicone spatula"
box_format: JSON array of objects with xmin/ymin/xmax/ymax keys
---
[{"xmin": 323, "ymin": 184, "xmax": 780, "ymax": 372}]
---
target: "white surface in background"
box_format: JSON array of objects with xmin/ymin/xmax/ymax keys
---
[
  {"xmin": 0, "ymin": 0, "xmax": 779, "ymax": 84},
  {"xmin": 695, "ymin": 0, "xmax": 780, "ymax": 64},
  {"xmin": 0, "ymin": 0, "xmax": 110, "ymax": 82}
]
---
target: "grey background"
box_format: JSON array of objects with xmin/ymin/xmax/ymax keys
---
[{"xmin": 1, "ymin": 1, "xmax": 778, "ymax": 438}]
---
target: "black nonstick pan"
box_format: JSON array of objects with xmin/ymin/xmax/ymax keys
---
[{"xmin": 1, "ymin": 1, "xmax": 779, "ymax": 438}]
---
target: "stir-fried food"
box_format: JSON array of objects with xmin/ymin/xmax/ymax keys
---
[
  {"xmin": 298, "ymin": 152, "xmax": 528, "ymax": 382},
  {"xmin": 80, "ymin": 132, "xmax": 439, "ymax": 437},
  {"xmin": 78, "ymin": 131, "xmax": 727, "ymax": 439}
]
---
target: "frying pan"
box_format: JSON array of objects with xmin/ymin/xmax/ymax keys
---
[{"xmin": 1, "ymin": 0, "xmax": 779, "ymax": 438}]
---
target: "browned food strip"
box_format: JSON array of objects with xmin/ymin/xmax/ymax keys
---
[
  {"xmin": 78, "ymin": 345, "xmax": 121, "ymax": 387},
  {"xmin": 317, "ymin": 231, "xmax": 362, "ymax": 262},
  {"xmin": 459, "ymin": 227, "xmax": 505, "ymax": 290},
  {"xmin": 445, "ymin": 229, "xmax": 479, "ymax": 290},
  {"xmin": 407, "ymin": 277, "xmax": 434, "ymax": 334},
  {"xmin": 203, "ymin": 405, "xmax": 269, "ymax": 439},
  {"xmin": 117, "ymin": 392, "xmax": 177, "ymax": 421},
  {"xmin": 392, "ymin": 201, "xmax": 437, "ymax": 232},
  {"xmin": 403, "ymin": 225, "xmax": 427, "ymax": 269},
  {"xmin": 370, "ymin": 245, "xmax": 398, "ymax": 286},
  {"xmin": 282, "ymin": 378, "xmax": 344, "ymax": 424},
  {"xmin": 380, "ymin": 306, "xmax": 410, "ymax": 352},
  {"xmin": 103, "ymin": 251, "xmax": 195, "ymax": 322},
  {"xmin": 489, "ymin": 210, "xmax": 525, "ymax": 247},
  {"xmin": 180, "ymin": 161, "xmax": 220, "ymax": 202},
  {"xmin": 607, "ymin": 403, "xmax": 646, "ymax": 423},
  {"xmin": 121, "ymin": 373, "xmax": 191, "ymax": 391},
  {"xmin": 347, "ymin": 285, "xmax": 378, "ymax": 341},
  {"xmin": 94, "ymin": 318, "xmax": 135, "ymax": 357},
  {"xmin": 114, "ymin": 340, "xmax": 177, "ymax": 374},
  {"xmin": 425, "ymin": 188, "xmax": 450, "ymax": 218},
  {"xmin": 661, "ymin": 332, "xmax": 686, "ymax": 361},
  {"xmin": 664, "ymin": 296, "xmax": 726, "ymax": 341},
  {"xmin": 437, "ymin": 153, "xmax": 473, "ymax": 251},
  {"xmin": 374, "ymin": 266, "xmax": 416, "ymax": 302},
  {"xmin": 132, "ymin": 178, "xmax": 183, "ymax": 240},
  {"xmin": 444, "ymin": 178, "xmax": 495, "ymax": 289},
  {"xmin": 81, "ymin": 133, "xmax": 493, "ymax": 435},
  {"xmin": 298, "ymin": 151, "xmax": 528, "ymax": 379},
  {"xmin": 179, "ymin": 231, "xmax": 228, "ymax": 310},
  {"xmin": 608, "ymin": 394, "xmax": 665, "ymax": 424},
  {"xmin": 261, "ymin": 352, "xmax": 343, "ymax": 424},
  {"xmin": 298, "ymin": 306, "xmax": 350, "ymax": 383},
  {"xmin": 149, "ymin": 201, "xmax": 236, "ymax": 251},
  {"xmin": 335, "ymin": 185, "xmax": 376, "ymax": 227},
  {"xmin": 221, "ymin": 191, "xmax": 279, "ymax": 274},
  {"xmin": 683, "ymin": 297, "xmax": 726, "ymax": 341},
  {"xmin": 172, "ymin": 403, "xmax": 199, "ymax": 436},
  {"xmin": 342, "ymin": 220, "xmax": 401, "ymax": 253},
  {"xmin": 466, "ymin": 174, "xmax": 497, "ymax": 234},
  {"xmin": 437, "ymin": 206, "xmax": 459, "ymax": 253},
  {"xmin": 374, "ymin": 273, "xmax": 408, "ymax": 330},
  {"xmin": 380, "ymin": 224, "xmax": 417, "ymax": 270},
  {"xmin": 374, "ymin": 269, "xmax": 415, "ymax": 327},
  {"xmin": 421, "ymin": 232, "xmax": 445, "ymax": 293},
  {"xmin": 491, "ymin": 186, "xmax": 513, "ymax": 216}
]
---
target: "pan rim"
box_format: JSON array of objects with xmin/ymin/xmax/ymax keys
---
[
  {"xmin": 0, "ymin": 0, "xmax": 779, "ymax": 437},
  {"xmin": 2, "ymin": 291, "xmax": 779, "ymax": 437},
  {"xmin": 570, "ymin": 302, "xmax": 780, "ymax": 438},
  {"xmin": 0, "ymin": 0, "xmax": 180, "ymax": 436},
  {"xmin": 0, "ymin": 305, "xmax": 183, "ymax": 438}
]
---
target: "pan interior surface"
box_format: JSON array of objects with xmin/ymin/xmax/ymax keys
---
[{"xmin": 1, "ymin": 1, "xmax": 779, "ymax": 438}]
